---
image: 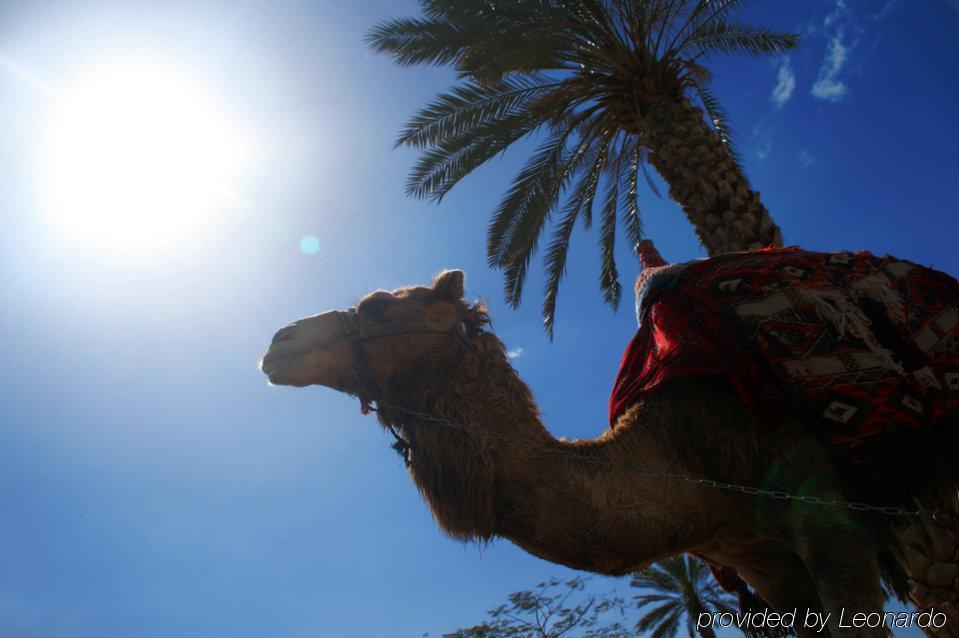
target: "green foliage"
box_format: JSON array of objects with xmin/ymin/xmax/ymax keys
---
[
  {"xmin": 368, "ymin": 0, "xmax": 798, "ymax": 335},
  {"xmin": 443, "ymin": 576, "xmax": 632, "ymax": 638},
  {"xmin": 631, "ymin": 555, "xmax": 740, "ymax": 638},
  {"xmin": 440, "ymin": 557, "xmax": 759, "ymax": 637}
]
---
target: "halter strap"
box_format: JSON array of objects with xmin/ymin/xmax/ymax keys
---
[
  {"xmin": 338, "ymin": 308, "xmax": 474, "ymax": 410},
  {"xmin": 359, "ymin": 322, "xmax": 451, "ymax": 339},
  {"xmin": 338, "ymin": 308, "xmax": 475, "ymax": 465},
  {"xmin": 340, "ymin": 309, "xmax": 475, "ymax": 346}
]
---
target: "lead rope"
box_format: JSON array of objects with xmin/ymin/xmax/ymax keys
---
[
  {"xmin": 365, "ymin": 401, "xmax": 948, "ymax": 520},
  {"xmin": 387, "ymin": 425, "xmax": 412, "ymax": 466},
  {"xmin": 376, "ymin": 348, "xmax": 468, "ymax": 469}
]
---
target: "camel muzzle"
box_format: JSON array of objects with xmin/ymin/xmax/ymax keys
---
[{"xmin": 260, "ymin": 310, "xmax": 347, "ymax": 383}]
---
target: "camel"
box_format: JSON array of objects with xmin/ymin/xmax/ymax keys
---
[{"xmin": 261, "ymin": 260, "xmax": 959, "ymax": 638}]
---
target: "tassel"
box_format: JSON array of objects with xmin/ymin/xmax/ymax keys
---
[
  {"xmin": 636, "ymin": 239, "xmax": 668, "ymax": 269},
  {"xmin": 634, "ymin": 240, "xmax": 671, "ymax": 325}
]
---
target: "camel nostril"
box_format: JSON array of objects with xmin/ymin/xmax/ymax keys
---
[{"xmin": 271, "ymin": 325, "xmax": 297, "ymax": 345}]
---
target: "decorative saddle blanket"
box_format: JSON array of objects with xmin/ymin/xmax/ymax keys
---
[{"xmin": 609, "ymin": 247, "xmax": 959, "ymax": 447}]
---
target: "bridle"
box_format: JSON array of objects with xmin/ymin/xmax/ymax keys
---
[{"xmin": 338, "ymin": 307, "xmax": 477, "ymax": 464}]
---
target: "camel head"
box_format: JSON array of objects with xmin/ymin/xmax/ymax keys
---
[
  {"xmin": 260, "ymin": 270, "xmax": 489, "ymax": 398},
  {"xmin": 262, "ymin": 270, "xmax": 540, "ymax": 541}
]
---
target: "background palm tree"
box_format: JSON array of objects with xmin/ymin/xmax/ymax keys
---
[
  {"xmin": 368, "ymin": 0, "xmax": 798, "ymax": 335},
  {"xmin": 631, "ymin": 555, "xmax": 738, "ymax": 638}
]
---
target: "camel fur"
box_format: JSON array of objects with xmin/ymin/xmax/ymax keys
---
[{"xmin": 261, "ymin": 268, "xmax": 959, "ymax": 638}]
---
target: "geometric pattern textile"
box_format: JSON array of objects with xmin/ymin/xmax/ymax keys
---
[{"xmin": 609, "ymin": 247, "xmax": 959, "ymax": 447}]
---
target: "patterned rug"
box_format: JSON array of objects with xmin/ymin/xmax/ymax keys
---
[{"xmin": 609, "ymin": 247, "xmax": 959, "ymax": 447}]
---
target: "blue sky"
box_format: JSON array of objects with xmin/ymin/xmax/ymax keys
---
[{"xmin": 1, "ymin": 1, "xmax": 958, "ymax": 636}]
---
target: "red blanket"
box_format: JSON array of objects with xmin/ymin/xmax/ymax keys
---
[{"xmin": 609, "ymin": 247, "xmax": 959, "ymax": 447}]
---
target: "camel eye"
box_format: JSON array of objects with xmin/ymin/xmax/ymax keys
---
[{"xmin": 358, "ymin": 291, "xmax": 395, "ymax": 315}]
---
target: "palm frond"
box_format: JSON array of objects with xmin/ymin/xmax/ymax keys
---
[
  {"xmin": 598, "ymin": 162, "xmax": 622, "ymax": 310},
  {"xmin": 541, "ymin": 127, "xmax": 613, "ymax": 336},
  {"xmin": 488, "ymin": 106, "xmax": 598, "ymax": 268},
  {"xmin": 578, "ymin": 126, "xmax": 614, "ymax": 230},
  {"xmin": 457, "ymin": 31, "xmax": 572, "ymax": 82},
  {"xmin": 414, "ymin": 0, "xmax": 586, "ymax": 81},
  {"xmin": 366, "ymin": 17, "xmax": 476, "ymax": 67},
  {"xmin": 687, "ymin": 21, "xmax": 800, "ymax": 58},
  {"xmin": 486, "ymin": 129, "xmax": 572, "ymax": 269},
  {"xmin": 635, "ymin": 600, "xmax": 682, "ymax": 633},
  {"xmin": 500, "ymin": 116, "xmax": 601, "ymax": 308},
  {"xmin": 649, "ymin": 610, "xmax": 682, "ymax": 638},
  {"xmin": 648, "ymin": 0, "xmax": 684, "ymax": 55},
  {"xmin": 420, "ymin": 0, "xmax": 500, "ymax": 22},
  {"xmin": 687, "ymin": 554, "xmax": 712, "ymax": 584},
  {"xmin": 631, "ymin": 556, "xmax": 746, "ymax": 638},
  {"xmin": 422, "ymin": 0, "xmax": 564, "ymax": 27},
  {"xmin": 619, "ymin": 139, "xmax": 643, "ymax": 249},
  {"xmin": 405, "ymin": 108, "xmax": 544, "ymax": 200},
  {"xmin": 708, "ymin": 597, "xmax": 738, "ymax": 616},
  {"xmin": 669, "ymin": 0, "xmax": 749, "ymax": 53},
  {"xmin": 397, "ymin": 76, "xmax": 557, "ymax": 149},
  {"xmin": 633, "ymin": 593, "xmax": 677, "ymax": 607},
  {"xmin": 631, "ymin": 566, "xmax": 681, "ymax": 593},
  {"xmin": 541, "ymin": 192, "xmax": 583, "ymax": 340},
  {"xmin": 407, "ymin": 81, "xmax": 596, "ymax": 201},
  {"xmin": 658, "ymin": 555, "xmax": 693, "ymax": 585}
]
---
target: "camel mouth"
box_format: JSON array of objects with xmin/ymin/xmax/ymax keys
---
[
  {"xmin": 260, "ymin": 348, "xmax": 325, "ymax": 387},
  {"xmin": 259, "ymin": 352, "xmax": 302, "ymax": 381},
  {"xmin": 261, "ymin": 309, "xmax": 348, "ymax": 386}
]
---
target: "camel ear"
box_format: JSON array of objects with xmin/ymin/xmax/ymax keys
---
[{"xmin": 434, "ymin": 270, "xmax": 465, "ymax": 301}]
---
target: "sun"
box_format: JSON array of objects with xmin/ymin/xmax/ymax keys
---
[{"xmin": 39, "ymin": 59, "xmax": 248, "ymax": 259}]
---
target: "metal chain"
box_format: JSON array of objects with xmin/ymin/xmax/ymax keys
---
[{"xmin": 372, "ymin": 402, "xmax": 927, "ymax": 518}]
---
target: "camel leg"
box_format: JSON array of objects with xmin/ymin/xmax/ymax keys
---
[
  {"xmin": 896, "ymin": 492, "xmax": 959, "ymax": 638},
  {"xmin": 736, "ymin": 550, "xmax": 825, "ymax": 638},
  {"xmin": 793, "ymin": 506, "xmax": 888, "ymax": 637}
]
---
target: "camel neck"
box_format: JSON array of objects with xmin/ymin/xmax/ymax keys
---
[
  {"xmin": 487, "ymin": 425, "xmax": 685, "ymax": 575},
  {"xmin": 392, "ymin": 343, "xmax": 687, "ymax": 575}
]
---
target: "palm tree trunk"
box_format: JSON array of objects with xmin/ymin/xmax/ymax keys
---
[{"xmin": 645, "ymin": 98, "xmax": 782, "ymax": 255}]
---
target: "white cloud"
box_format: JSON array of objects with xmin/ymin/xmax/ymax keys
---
[
  {"xmin": 754, "ymin": 138, "xmax": 772, "ymax": 162},
  {"xmin": 824, "ymin": 0, "xmax": 848, "ymax": 28},
  {"xmin": 870, "ymin": 0, "xmax": 899, "ymax": 21},
  {"xmin": 770, "ymin": 58, "xmax": 796, "ymax": 108},
  {"xmin": 798, "ymin": 148, "xmax": 814, "ymax": 168},
  {"xmin": 749, "ymin": 119, "xmax": 773, "ymax": 163},
  {"xmin": 506, "ymin": 347, "xmax": 524, "ymax": 359},
  {"xmin": 812, "ymin": 34, "xmax": 849, "ymax": 101}
]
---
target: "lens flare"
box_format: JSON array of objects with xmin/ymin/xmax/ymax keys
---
[{"xmin": 299, "ymin": 234, "xmax": 320, "ymax": 255}]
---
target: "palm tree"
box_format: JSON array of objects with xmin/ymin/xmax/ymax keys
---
[
  {"xmin": 368, "ymin": 0, "xmax": 798, "ymax": 335},
  {"xmin": 631, "ymin": 555, "xmax": 738, "ymax": 638}
]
